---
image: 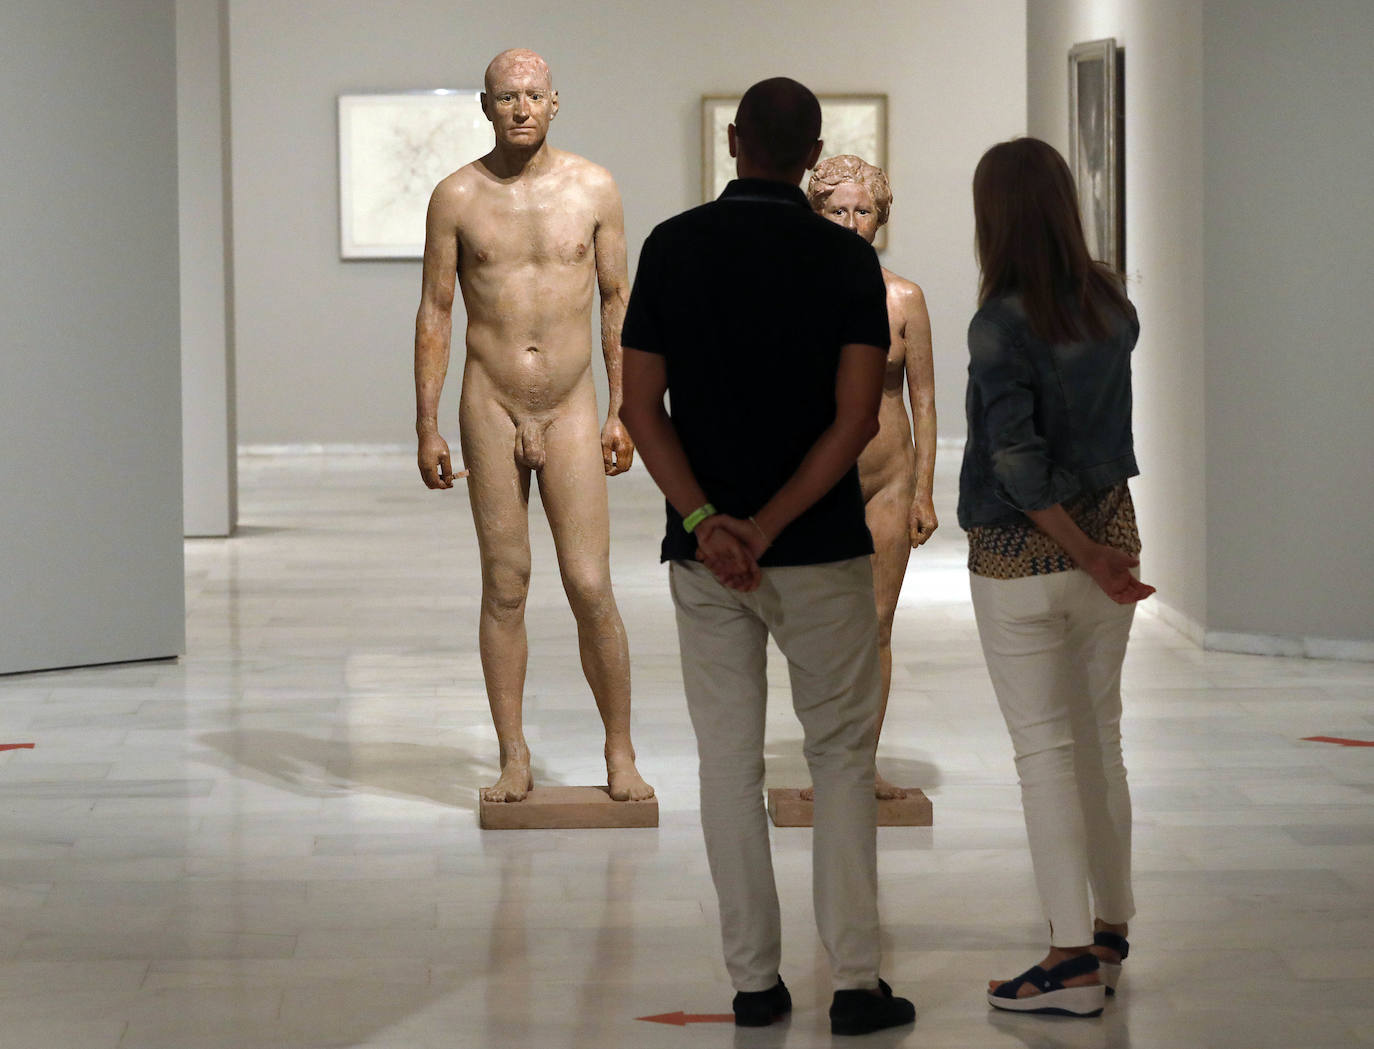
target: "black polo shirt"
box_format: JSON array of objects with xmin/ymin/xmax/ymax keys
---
[{"xmin": 621, "ymin": 178, "xmax": 890, "ymax": 566}]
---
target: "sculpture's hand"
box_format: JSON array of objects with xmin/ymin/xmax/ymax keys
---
[
  {"xmin": 418, "ymin": 431, "xmax": 463, "ymax": 489},
  {"xmin": 1081, "ymin": 544, "xmax": 1156, "ymax": 605},
  {"xmin": 695, "ymin": 517, "xmax": 760, "ymax": 591},
  {"xmin": 602, "ymin": 415, "xmax": 635, "ymax": 476},
  {"xmin": 909, "ymin": 494, "xmax": 939, "ymax": 547}
]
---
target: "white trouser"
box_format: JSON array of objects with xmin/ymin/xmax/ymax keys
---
[
  {"xmin": 969, "ymin": 569, "xmax": 1137, "ymax": 947},
  {"xmin": 670, "ymin": 558, "xmax": 882, "ymax": 992}
]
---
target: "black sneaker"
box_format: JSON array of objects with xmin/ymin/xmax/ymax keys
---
[
  {"xmin": 829, "ymin": 978, "xmax": 916, "ymax": 1035},
  {"xmin": 732, "ymin": 978, "xmax": 792, "ymax": 1027}
]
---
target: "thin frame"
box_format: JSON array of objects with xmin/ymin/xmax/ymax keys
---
[
  {"xmin": 701, "ymin": 93, "xmax": 889, "ymax": 249},
  {"xmin": 1067, "ymin": 39, "xmax": 1123, "ymax": 270},
  {"xmin": 338, "ymin": 90, "xmax": 488, "ymax": 259}
]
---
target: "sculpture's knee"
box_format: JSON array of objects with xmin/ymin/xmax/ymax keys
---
[
  {"xmin": 564, "ymin": 568, "xmax": 615, "ymax": 625},
  {"xmin": 483, "ymin": 566, "xmax": 530, "ymax": 622}
]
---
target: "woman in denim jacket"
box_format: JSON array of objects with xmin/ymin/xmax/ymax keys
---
[{"xmin": 960, "ymin": 138, "xmax": 1156, "ymax": 1018}]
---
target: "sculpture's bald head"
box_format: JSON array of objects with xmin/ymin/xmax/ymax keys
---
[
  {"xmin": 481, "ymin": 48, "xmax": 558, "ymax": 153},
  {"xmin": 484, "ymin": 49, "xmax": 552, "ymax": 94}
]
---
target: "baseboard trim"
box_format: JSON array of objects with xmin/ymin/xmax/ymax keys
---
[
  {"xmin": 1141, "ymin": 598, "xmax": 1206, "ymax": 647},
  {"xmin": 239, "ymin": 443, "xmax": 410, "ymax": 456},
  {"xmin": 1049, "ymin": 584, "xmax": 1374, "ymax": 663},
  {"xmin": 1203, "ymin": 630, "xmax": 1374, "ymax": 663}
]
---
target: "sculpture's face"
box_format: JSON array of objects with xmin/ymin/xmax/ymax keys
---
[
  {"xmin": 818, "ymin": 182, "xmax": 879, "ymax": 244},
  {"xmin": 483, "ymin": 60, "xmax": 557, "ymax": 149}
]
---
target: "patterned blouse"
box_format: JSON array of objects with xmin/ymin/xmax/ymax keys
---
[{"xmin": 967, "ymin": 482, "xmax": 1141, "ymax": 580}]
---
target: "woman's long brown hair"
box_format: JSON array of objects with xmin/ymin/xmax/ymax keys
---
[{"xmin": 973, "ymin": 137, "xmax": 1130, "ymax": 343}]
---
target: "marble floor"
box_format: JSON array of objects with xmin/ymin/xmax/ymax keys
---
[{"xmin": 2, "ymin": 451, "xmax": 1372, "ymax": 1049}]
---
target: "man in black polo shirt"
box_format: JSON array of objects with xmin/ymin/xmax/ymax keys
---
[{"xmin": 619, "ymin": 78, "xmax": 915, "ymax": 1036}]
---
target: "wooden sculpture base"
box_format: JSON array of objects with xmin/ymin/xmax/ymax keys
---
[
  {"xmin": 479, "ymin": 785, "xmax": 659, "ymax": 830},
  {"xmin": 767, "ymin": 787, "xmax": 932, "ymax": 828}
]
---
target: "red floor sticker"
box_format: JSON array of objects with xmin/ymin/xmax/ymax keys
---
[
  {"xmin": 1302, "ymin": 736, "xmax": 1374, "ymax": 747},
  {"xmin": 0, "ymin": 743, "xmax": 36, "ymax": 752},
  {"xmin": 637, "ymin": 1011, "xmax": 735, "ymax": 1026}
]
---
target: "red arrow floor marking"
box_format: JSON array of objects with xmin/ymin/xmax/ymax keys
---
[
  {"xmin": 1302, "ymin": 736, "xmax": 1374, "ymax": 747},
  {"xmin": 637, "ymin": 1011, "xmax": 735, "ymax": 1026},
  {"xmin": 0, "ymin": 743, "xmax": 36, "ymax": 752}
]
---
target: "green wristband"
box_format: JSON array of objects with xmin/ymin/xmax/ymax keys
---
[{"xmin": 682, "ymin": 502, "xmax": 717, "ymax": 533}]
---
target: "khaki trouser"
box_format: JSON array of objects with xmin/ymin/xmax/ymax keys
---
[
  {"xmin": 669, "ymin": 557, "xmax": 883, "ymax": 992},
  {"xmin": 970, "ymin": 569, "xmax": 1137, "ymax": 947}
]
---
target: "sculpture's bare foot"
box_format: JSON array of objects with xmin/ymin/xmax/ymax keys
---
[
  {"xmin": 606, "ymin": 748, "xmax": 654, "ymax": 802},
  {"xmin": 482, "ymin": 756, "xmax": 533, "ymax": 803},
  {"xmin": 800, "ymin": 779, "xmax": 907, "ymax": 801},
  {"xmin": 875, "ymin": 773, "xmax": 908, "ymax": 800}
]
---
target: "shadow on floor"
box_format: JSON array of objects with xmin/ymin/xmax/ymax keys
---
[
  {"xmin": 196, "ymin": 729, "xmax": 553, "ymax": 811},
  {"xmin": 763, "ymin": 740, "xmax": 943, "ymax": 796}
]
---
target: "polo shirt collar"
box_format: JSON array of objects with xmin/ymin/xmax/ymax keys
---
[{"xmin": 719, "ymin": 178, "xmax": 810, "ymax": 209}]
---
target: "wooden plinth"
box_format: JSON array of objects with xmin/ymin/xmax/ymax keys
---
[
  {"xmin": 767, "ymin": 787, "xmax": 932, "ymax": 828},
  {"xmin": 479, "ymin": 785, "xmax": 659, "ymax": 830}
]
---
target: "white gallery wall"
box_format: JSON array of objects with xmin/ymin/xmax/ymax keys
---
[
  {"xmin": 1200, "ymin": 1, "xmax": 1373, "ymax": 651},
  {"xmin": 1028, "ymin": 0, "xmax": 1374, "ymax": 654},
  {"xmin": 225, "ymin": 0, "xmax": 1028, "ymax": 447},
  {"xmin": 0, "ymin": 1, "xmax": 186, "ymax": 675},
  {"xmin": 1027, "ymin": 0, "xmax": 1209, "ymax": 642}
]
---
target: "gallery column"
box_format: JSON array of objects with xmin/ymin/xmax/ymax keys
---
[
  {"xmin": 0, "ymin": 1, "xmax": 185, "ymax": 673},
  {"xmin": 179, "ymin": 0, "xmax": 239, "ymax": 537}
]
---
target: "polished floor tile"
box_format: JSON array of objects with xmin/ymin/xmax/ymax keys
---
[{"xmin": 1, "ymin": 451, "xmax": 1371, "ymax": 1048}]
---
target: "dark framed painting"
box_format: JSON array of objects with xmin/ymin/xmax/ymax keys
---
[{"xmin": 1068, "ymin": 39, "xmax": 1125, "ymax": 270}]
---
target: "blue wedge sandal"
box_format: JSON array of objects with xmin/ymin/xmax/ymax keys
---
[
  {"xmin": 987, "ymin": 953, "xmax": 1105, "ymax": 1017},
  {"xmin": 1092, "ymin": 931, "xmax": 1129, "ymax": 995}
]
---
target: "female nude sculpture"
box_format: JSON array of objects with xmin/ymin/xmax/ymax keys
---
[
  {"xmin": 413, "ymin": 49, "xmax": 652, "ymax": 804},
  {"xmin": 807, "ymin": 155, "xmax": 938, "ymax": 798}
]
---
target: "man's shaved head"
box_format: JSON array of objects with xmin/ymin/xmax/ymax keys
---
[
  {"xmin": 733, "ymin": 77, "xmax": 822, "ymax": 173},
  {"xmin": 484, "ymin": 48, "xmax": 552, "ymax": 93}
]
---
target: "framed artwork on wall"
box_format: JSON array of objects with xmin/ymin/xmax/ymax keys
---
[
  {"xmin": 701, "ymin": 93, "xmax": 889, "ymax": 248},
  {"xmin": 1068, "ymin": 39, "xmax": 1125, "ymax": 270},
  {"xmin": 338, "ymin": 90, "xmax": 489, "ymax": 259}
]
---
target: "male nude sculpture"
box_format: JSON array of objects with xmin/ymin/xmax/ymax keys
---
[
  {"xmin": 413, "ymin": 48, "xmax": 653, "ymax": 803},
  {"xmin": 807, "ymin": 155, "xmax": 937, "ymax": 799}
]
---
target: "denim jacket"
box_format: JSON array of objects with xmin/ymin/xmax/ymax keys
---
[{"xmin": 957, "ymin": 292, "xmax": 1139, "ymax": 530}]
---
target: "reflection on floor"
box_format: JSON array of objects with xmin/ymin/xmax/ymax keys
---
[{"xmin": 2, "ymin": 451, "xmax": 1372, "ymax": 1049}]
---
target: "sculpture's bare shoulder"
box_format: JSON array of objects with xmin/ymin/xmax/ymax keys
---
[
  {"xmin": 546, "ymin": 149, "xmax": 621, "ymax": 211},
  {"xmin": 551, "ymin": 149, "xmax": 616, "ymax": 185},
  {"xmin": 882, "ymin": 267, "xmax": 926, "ymax": 307},
  {"xmin": 429, "ymin": 160, "xmax": 489, "ymax": 220},
  {"xmin": 881, "ymin": 269, "xmax": 928, "ymax": 349}
]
